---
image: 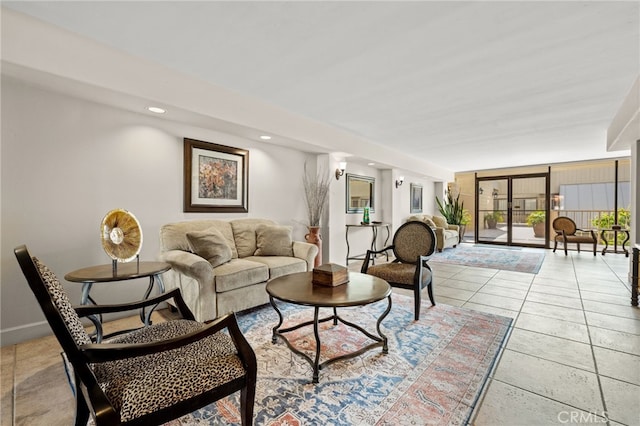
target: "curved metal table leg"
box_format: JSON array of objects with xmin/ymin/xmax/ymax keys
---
[
  {"xmin": 345, "ymin": 226, "xmax": 352, "ymax": 266},
  {"xmin": 377, "ymin": 295, "xmax": 392, "ymax": 353},
  {"xmin": 622, "ymin": 230, "xmax": 630, "ymax": 257},
  {"xmin": 312, "ymin": 307, "xmax": 321, "ymax": 383},
  {"xmin": 601, "ymin": 229, "xmax": 608, "ymax": 255},
  {"xmin": 270, "ymin": 297, "xmax": 391, "ymax": 383},
  {"xmin": 81, "ymin": 282, "xmax": 103, "ymax": 342},
  {"xmin": 371, "ymin": 227, "xmax": 378, "ymax": 265},
  {"xmin": 270, "ymin": 296, "xmax": 284, "ymax": 344}
]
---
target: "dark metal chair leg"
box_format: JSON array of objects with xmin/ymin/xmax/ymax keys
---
[
  {"xmin": 427, "ymin": 283, "xmax": 435, "ymax": 306},
  {"xmin": 413, "ymin": 285, "xmax": 421, "ymax": 321}
]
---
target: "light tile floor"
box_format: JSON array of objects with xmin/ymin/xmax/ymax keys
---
[
  {"xmin": 1, "ymin": 248, "xmax": 639, "ymax": 425},
  {"xmin": 453, "ymin": 249, "xmax": 640, "ymax": 426}
]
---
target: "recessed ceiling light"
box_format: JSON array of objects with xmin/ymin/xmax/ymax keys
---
[
  {"xmin": 260, "ymin": 135, "xmax": 272, "ymax": 140},
  {"xmin": 147, "ymin": 106, "xmax": 166, "ymax": 114},
  {"xmin": 368, "ymin": 163, "xmax": 375, "ymax": 166}
]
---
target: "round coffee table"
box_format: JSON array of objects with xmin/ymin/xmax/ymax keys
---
[{"xmin": 266, "ymin": 271, "xmax": 392, "ymax": 383}]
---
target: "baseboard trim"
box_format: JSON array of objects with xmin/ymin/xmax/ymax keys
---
[{"xmin": 0, "ymin": 320, "xmax": 52, "ymax": 346}]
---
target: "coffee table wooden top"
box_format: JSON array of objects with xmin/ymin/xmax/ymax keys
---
[{"xmin": 266, "ymin": 271, "xmax": 391, "ymax": 308}]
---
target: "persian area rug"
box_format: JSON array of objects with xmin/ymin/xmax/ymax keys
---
[
  {"xmin": 430, "ymin": 244, "xmax": 545, "ymax": 274},
  {"xmin": 172, "ymin": 293, "xmax": 512, "ymax": 426}
]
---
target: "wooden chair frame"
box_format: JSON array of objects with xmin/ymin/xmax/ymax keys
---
[
  {"xmin": 14, "ymin": 245, "xmax": 257, "ymax": 426},
  {"xmin": 552, "ymin": 217, "xmax": 597, "ymax": 256},
  {"xmin": 361, "ymin": 222, "xmax": 436, "ymax": 320}
]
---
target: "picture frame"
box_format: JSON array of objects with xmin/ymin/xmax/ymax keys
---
[
  {"xmin": 346, "ymin": 174, "xmax": 375, "ymax": 214},
  {"xmin": 410, "ymin": 183, "xmax": 423, "ymax": 213},
  {"xmin": 183, "ymin": 138, "xmax": 249, "ymax": 213}
]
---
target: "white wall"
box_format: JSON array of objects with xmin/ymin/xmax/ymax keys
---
[
  {"xmin": 0, "ymin": 77, "xmax": 314, "ymax": 345},
  {"xmin": 326, "ymin": 164, "xmax": 439, "ymax": 266},
  {"xmin": 0, "ymin": 77, "xmax": 447, "ymax": 345}
]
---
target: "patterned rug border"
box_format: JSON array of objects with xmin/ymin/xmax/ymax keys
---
[
  {"xmin": 176, "ymin": 293, "xmax": 513, "ymax": 425},
  {"xmin": 430, "ymin": 244, "xmax": 545, "ymax": 274}
]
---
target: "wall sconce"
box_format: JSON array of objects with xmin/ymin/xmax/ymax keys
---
[
  {"xmin": 395, "ymin": 176, "xmax": 404, "ymax": 188},
  {"xmin": 492, "ymin": 188, "xmax": 499, "ymax": 199},
  {"xmin": 478, "ymin": 188, "xmax": 484, "ymax": 195},
  {"xmin": 335, "ymin": 161, "xmax": 347, "ymax": 180}
]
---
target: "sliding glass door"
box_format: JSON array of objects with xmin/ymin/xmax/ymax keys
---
[{"xmin": 476, "ymin": 173, "xmax": 549, "ymax": 248}]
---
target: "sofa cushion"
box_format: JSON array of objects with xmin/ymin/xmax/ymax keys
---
[
  {"xmin": 408, "ymin": 215, "xmax": 437, "ymax": 228},
  {"xmin": 245, "ymin": 256, "xmax": 307, "ymax": 279},
  {"xmin": 432, "ymin": 216, "xmax": 448, "ymax": 228},
  {"xmin": 254, "ymin": 225, "xmax": 294, "ymax": 257},
  {"xmin": 231, "ymin": 219, "xmax": 276, "ymax": 258},
  {"xmin": 214, "ymin": 259, "xmax": 269, "ymax": 293},
  {"xmin": 443, "ymin": 229, "xmax": 458, "ymax": 240},
  {"xmin": 160, "ymin": 220, "xmax": 238, "ymax": 258},
  {"xmin": 423, "ymin": 218, "xmax": 437, "ymax": 229},
  {"xmin": 185, "ymin": 228, "xmax": 233, "ymax": 268}
]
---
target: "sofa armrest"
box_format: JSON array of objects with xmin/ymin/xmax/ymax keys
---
[
  {"xmin": 447, "ymin": 224, "xmax": 460, "ymax": 233},
  {"xmin": 158, "ymin": 250, "xmax": 214, "ymax": 284},
  {"xmin": 433, "ymin": 227, "xmax": 445, "ymax": 241},
  {"xmin": 292, "ymin": 241, "xmax": 319, "ymax": 270}
]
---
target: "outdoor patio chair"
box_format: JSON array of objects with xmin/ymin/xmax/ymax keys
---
[
  {"xmin": 14, "ymin": 245, "xmax": 257, "ymax": 426},
  {"xmin": 361, "ymin": 221, "xmax": 436, "ymax": 320},
  {"xmin": 552, "ymin": 216, "xmax": 597, "ymax": 256}
]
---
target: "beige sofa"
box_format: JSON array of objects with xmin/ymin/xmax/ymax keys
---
[
  {"xmin": 407, "ymin": 214, "xmax": 459, "ymax": 252},
  {"xmin": 158, "ymin": 218, "xmax": 318, "ymax": 322}
]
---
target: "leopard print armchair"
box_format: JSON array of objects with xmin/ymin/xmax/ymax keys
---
[{"xmin": 14, "ymin": 245, "xmax": 257, "ymax": 425}]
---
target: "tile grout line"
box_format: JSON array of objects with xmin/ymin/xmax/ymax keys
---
[{"xmin": 573, "ymin": 254, "xmax": 612, "ymax": 426}]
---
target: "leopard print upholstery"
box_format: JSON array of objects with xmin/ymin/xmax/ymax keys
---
[
  {"xmin": 93, "ymin": 320, "xmax": 246, "ymax": 422},
  {"xmin": 33, "ymin": 257, "xmax": 91, "ymax": 346},
  {"xmin": 33, "ymin": 257, "xmax": 246, "ymax": 423}
]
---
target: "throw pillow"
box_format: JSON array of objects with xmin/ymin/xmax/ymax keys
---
[
  {"xmin": 432, "ymin": 216, "xmax": 448, "ymax": 228},
  {"xmin": 424, "ymin": 218, "xmax": 437, "ymax": 229},
  {"xmin": 254, "ymin": 225, "xmax": 294, "ymax": 256},
  {"xmin": 185, "ymin": 227, "xmax": 232, "ymax": 268},
  {"xmin": 231, "ymin": 219, "xmax": 275, "ymax": 258}
]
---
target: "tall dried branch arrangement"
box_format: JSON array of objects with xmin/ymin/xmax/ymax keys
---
[{"xmin": 302, "ymin": 161, "xmax": 331, "ymax": 227}]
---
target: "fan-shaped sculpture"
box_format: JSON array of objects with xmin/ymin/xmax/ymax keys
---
[{"xmin": 100, "ymin": 209, "xmax": 143, "ymax": 262}]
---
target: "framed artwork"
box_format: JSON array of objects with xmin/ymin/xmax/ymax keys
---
[
  {"xmin": 410, "ymin": 183, "xmax": 423, "ymax": 213},
  {"xmin": 183, "ymin": 138, "xmax": 249, "ymax": 213},
  {"xmin": 346, "ymin": 174, "xmax": 375, "ymax": 213}
]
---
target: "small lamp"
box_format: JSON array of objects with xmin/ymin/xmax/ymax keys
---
[
  {"xmin": 395, "ymin": 176, "xmax": 404, "ymax": 188},
  {"xmin": 335, "ymin": 161, "xmax": 347, "ymax": 180}
]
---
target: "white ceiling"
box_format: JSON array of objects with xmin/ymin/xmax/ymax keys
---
[{"xmin": 3, "ymin": 1, "xmax": 639, "ymax": 172}]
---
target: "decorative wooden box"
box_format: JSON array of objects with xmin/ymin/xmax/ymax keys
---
[{"xmin": 312, "ymin": 263, "xmax": 349, "ymax": 287}]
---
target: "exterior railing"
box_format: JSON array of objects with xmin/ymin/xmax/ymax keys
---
[
  {"xmin": 551, "ymin": 210, "xmax": 620, "ymax": 231},
  {"xmin": 478, "ymin": 209, "xmax": 617, "ymax": 229}
]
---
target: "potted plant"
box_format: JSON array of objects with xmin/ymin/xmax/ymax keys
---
[
  {"xmin": 302, "ymin": 162, "xmax": 331, "ymax": 266},
  {"xmin": 436, "ymin": 190, "xmax": 465, "ymax": 226},
  {"xmin": 526, "ymin": 211, "xmax": 546, "ymax": 237},
  {"xmin": 484, "ymin": 211, "xmax": 503, "ymax": 229},
  {"xmin": 591, "ymin": 208, "xmax": 631, "ymax": 244}
]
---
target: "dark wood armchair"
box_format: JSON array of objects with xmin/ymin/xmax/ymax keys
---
[
  {"xmin": 361, "ymin": 221, "xmax": 436, "ymax": 320},
  {"xmin": 14, "ymin": 245, "xmax": 257, "ymax": 426},
  {"xmin": 552, "ymin": 216, "xmax": 597, "ymax": 256}
]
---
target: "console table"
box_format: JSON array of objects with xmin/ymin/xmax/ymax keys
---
[
  {"xmin": 599, "ymin": 228, "xmax": 630, "ymax": 257},
  {"xmin": 345, "ymin": 223, "xmax": 391, "ymax": 266},
  {"xmin": 65, "ymin": 261, "xmax": 170, "ymax": 342},
  {"xmin": 632, "ymin": 245, "xmax": 639, "ymax": 307}
]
